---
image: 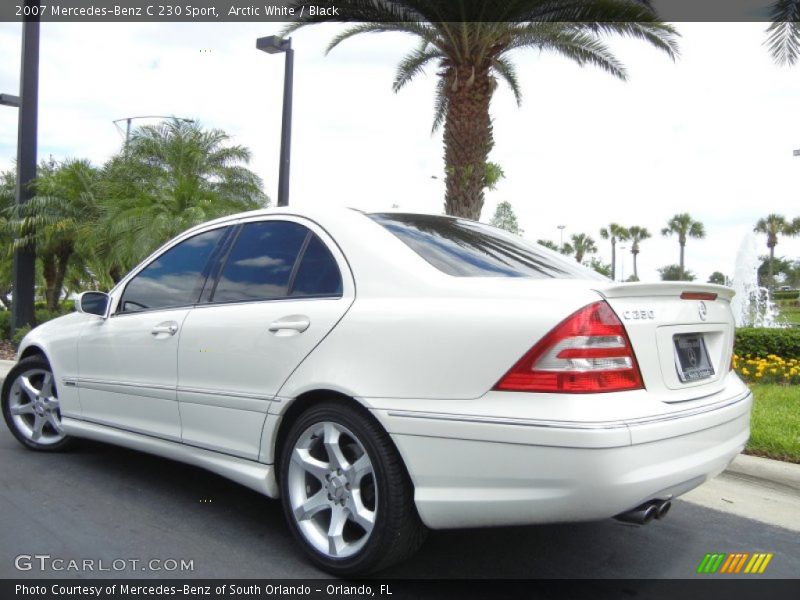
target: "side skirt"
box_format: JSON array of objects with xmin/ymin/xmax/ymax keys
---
[{"xmin": 61, "ymin": 417, "xmax": 280, "ymax": 498}]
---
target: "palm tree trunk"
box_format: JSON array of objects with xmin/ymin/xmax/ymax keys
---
[
  {"xmin": 42, "ymin": 254, "xmax": 57, "ymax": 313},
  {"xmin": 443, "ymin": 66, "xmax": 493, "ymax": 220},
  {"xmin": 50, "ymin": 248, "xmax": 72, "ymax": 312},
  {"xmin": 768, "ymin": 244, "xmax": 775, "ymax": 293},
  {"xmin": 679, "ymin": 242, "xmax": 685, "ymax": 280},
  {"xmin": 633, "ymin": 251, "xmax": 639, "ymax": 279},
  {"xmin": 610, "ymin": 239, "xmax": 616, "ymax": 281}
]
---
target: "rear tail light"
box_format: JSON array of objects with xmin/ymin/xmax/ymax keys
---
[
  {"xmin": 680, "ymin": 292, "xmax": 717, "ymax": 301},
  {"xmin": 494, "ymin": 301, "xmax": 644, "ymax": 393}
]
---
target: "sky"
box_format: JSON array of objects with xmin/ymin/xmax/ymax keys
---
[{"xmin": 1, "ymin": 21, "xmax": 799, "ymax": 283}]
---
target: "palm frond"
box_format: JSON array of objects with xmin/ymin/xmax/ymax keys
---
[
  {"xmin": 492, "ymin": 56, "xmax": 522, "ymax": 105},
  {"xmin": 765, "ymin": 0, "xmax": 800, "ymax": 67},
  {"xmin": 393, "ymin": 41, "xmax": 443, "ymax": 92}
]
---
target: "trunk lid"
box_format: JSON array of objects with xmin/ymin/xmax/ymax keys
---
[{"xmin": 594, "ymin": 282, "xmax": 735, "ymax": 402}]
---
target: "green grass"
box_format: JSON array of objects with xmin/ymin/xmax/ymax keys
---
[
  {"xmin": 778, "ymin": 305, "xmax": 800, "ymax": 325},
  {"xmin": 746, "ymin": 384, "xmax": 800, "ymax": 463}
]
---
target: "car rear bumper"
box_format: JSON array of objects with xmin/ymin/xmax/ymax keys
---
[{"xmin": 372, "ymin": 383, "xmax": 752, "ymax": 529}]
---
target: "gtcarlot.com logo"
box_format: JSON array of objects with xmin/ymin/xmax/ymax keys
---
[
  {"xmin": 14, "ymin": 554, "xmax": 194, "ymax": 572},
  {"xmin": 696, "ymin": 552, "xmax": 774, "ymax": 574}
]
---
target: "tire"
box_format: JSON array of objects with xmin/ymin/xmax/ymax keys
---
[
  {"xmin": 279, "ymin": 401, "xmax": 426, "ymax": 575},
  {"xmin": 2, "ymin": 355, "xmax": 74, "ymax": 452}
]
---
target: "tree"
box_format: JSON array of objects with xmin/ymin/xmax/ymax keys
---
[
  {"xmin": 568, "ymin": 233, "xmax": 597, "ymax": 263},
  {"xmin": 757, "ymin": 255, "xmax": 794, "ymax": 288},
  {"xmin": 489, "ymin": 200, "xmax": 522, "ymax": 234},
  {"xmin": 10, "ymin": 159, "xmax": 103, "ymax": 311},
  {"xmin": 0, "ymin": 169, "xmax": 15, "ymax": 310},
  {"xmin": 102, "ymin": 119, "xmax": 268, "ymax": 276},
  {"xmin": 587, "ymin": 257, "xmax": 612, "ymax": 278},
  {"xmin": 627, "ymin": 225, "xmax": 651, "ymax": 280},
  {"xmin": 537, "ymin": 239, "xmax": 560, "ymax": 252},
  {"xmin": 765, "ymin": 2, "xmax": 800, "ymax": 66},
  {"xmin": 660, "ymin": 213, "xmax": 705, "ymax": 281},
  {"xmin": 284, "ymin": 1, "xmax": 678, "ymax": 219},
  {"xmin": 753, "ymin": 213, "xmax": 798, "ymax": 292},
  {"xmin": 599, "ymin": 223, "xmax": 629, "ymax": 281},
  {"xmin": 658, "ymin": 264, "xmax": 696, "ymax": 282},
  {"xmin": 708, "ymin": 271, "xmax": 727, "ymax": 285}
]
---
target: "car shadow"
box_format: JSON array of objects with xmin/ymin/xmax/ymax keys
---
[{"xmin": 50, "ymin": 439, "xmax": 704, "ymax": 579}]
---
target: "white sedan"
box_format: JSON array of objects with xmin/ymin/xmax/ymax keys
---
[{"xmin": 2, "ymin": 208, "xmax": 751, "ymax": 574}]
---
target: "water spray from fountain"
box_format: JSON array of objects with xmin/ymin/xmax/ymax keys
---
[{"xmin": 730, "ymin": 233, "xmax": 782, "ymax": 328}]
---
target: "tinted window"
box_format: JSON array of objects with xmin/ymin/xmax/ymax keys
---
[
  {"xmin": 290, "ymin": 234, "xmax": 343, "ymax": 297},
  {"xmin": 120, "ymin": 228, "xmax": 224, "ymax": 312},
  {"xmin": 212, "ymin": 221, "xmax": 308, "ymax": 303},
  {"xmin": 369, "ymin": 213, "xmax": 606, "ymax": 280}
]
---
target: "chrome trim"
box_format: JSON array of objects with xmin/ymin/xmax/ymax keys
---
[
  {"xmin": 75, "ymin": 377, "xmax": 174, "ymax": 392},
  {"xmin": 67, "ymin": 378, "xmax": 279, "ymax": 404},
  {"xmin": 178, "ymin": 385, "xmax": 274, "ymax": 402},
  {"xmin": 386, "ymin": 389, "xmax": 752, "ymax": 431}
]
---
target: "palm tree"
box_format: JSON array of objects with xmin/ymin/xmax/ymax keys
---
[
  {"xmin": 283, "ymin": 1, "xmax": 679, "ymax": 219},
  {"xmin": 753, "ymin": 213, "xmax": 798, "ymax": 292},
  {"xmin": 569, "ymin": 233, "xmax": 597, "ymax": 263},
  {"xmin": 661, "ymin": 213, "xmax": 705, "ymax": 281},
  {"xmin": 627, "ymin": 225, "xmax": 651, "ymax": 280},
  {"xmin": 599, "ymin": 223, "xmax": 629, "ymax": 281},
  {"xmin": 102, "ymin": 119, "xmax": 268, "ymax": 274},
  {"xmin": 10, "ymin": 159, "xmax": 103, "ymax": 311},
  {"xmin": 765, "ymin": 2, "xmax": 800, "ymax": 65}
]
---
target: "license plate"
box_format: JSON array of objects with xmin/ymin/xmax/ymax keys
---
[{"xmin": 673, "ymin": 334, "xmax": 715, "ymax": 382}]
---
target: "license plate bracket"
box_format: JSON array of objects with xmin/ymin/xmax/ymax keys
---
[{"xmin": 673, "ymin": 334, "xmax": 715, "ymax": 383}]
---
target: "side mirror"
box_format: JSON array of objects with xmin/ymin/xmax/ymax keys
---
[{"xmin": 76, "ymin": 291, "xmax": 110, "ymax": 317}]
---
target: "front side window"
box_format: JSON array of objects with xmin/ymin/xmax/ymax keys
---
[
  {"xmin": 212, "ymin": 221, "xmax": 308, "ymax": 303},
  {"xmin": 120, "ymin": 228, "xmax": 225, "ymax": 313}
]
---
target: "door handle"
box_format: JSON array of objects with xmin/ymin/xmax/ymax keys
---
[
  {"xmin": 151, "ymin": 322, "xmax": 179, "ymax": 336},
  {"xmin": 269, "ymin": 315, "xmax": 310, "ymax": 334}
]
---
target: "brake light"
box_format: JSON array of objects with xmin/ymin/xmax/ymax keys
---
[
  {"xmin": 494, "ymin": 301, "xmax": 644, "ymax": 393},
  {"xmin": 680, "ymin": 292, "xmax": 717, "ymax": 301}
]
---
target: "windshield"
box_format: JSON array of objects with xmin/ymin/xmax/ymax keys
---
[{"xmin": 369, "ymin": 213, "xmax": 608, "ymax": 280}]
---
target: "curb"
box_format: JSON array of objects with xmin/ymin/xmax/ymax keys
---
[
  {"xmin": 0, "ymin": 359, "xmax": 13, "ymax": 379},
  {"xmin": 727, "ymin": 453, "xmax": 800, "ymax": 492}
]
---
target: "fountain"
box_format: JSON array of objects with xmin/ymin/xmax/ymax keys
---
[{"xmin": 730, "ymin": 233, "xmax": 782, "ymax": 328}]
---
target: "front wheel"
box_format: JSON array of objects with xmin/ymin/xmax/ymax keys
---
[
  {"xmin": 2, "ymin": 356, "xmax": 74, "ymax": 452},
  {"xmin": 279, "ymin": 402, "xmax": 426, "ymax": 575}
]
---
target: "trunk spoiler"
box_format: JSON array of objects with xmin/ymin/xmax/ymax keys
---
[{"xmin": 594, "ymin": 282, "xmax": 735, "ymax": 302}]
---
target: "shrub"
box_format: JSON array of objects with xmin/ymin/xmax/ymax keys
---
[
  {"xmin": 12, "ymin": 324, "xmax": 32, "ymax": 347},
  {"xmin": 733, "ymin": 354, "xmax": 800, "ymax": 385},
  {"xmin": 774, "ymin": 290, "xmax": 799, "ymax": 301},
  {"xmin": 735, "ymin": 328, "xmax": 800, "ymax": 359},
  {"xmin": 35, "ymin": 308, "xmax": 60, "ymax": 326},
  {"xmin": 0, "ymin": 310, "xmax": 10, "ymax": 340}
]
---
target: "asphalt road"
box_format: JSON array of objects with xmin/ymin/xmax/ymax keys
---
[{"xmin": 0, "ymin": 422, "xmax": 798, "ymax": 581}]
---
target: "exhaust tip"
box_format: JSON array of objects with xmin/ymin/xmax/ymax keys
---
[
  {"xmin": 655, "ymin": 500, "xmax": 671, "ymax": 520},
  {"xmin": 642, "ymin": 505, "xmax": 657, "ymax": 524}
]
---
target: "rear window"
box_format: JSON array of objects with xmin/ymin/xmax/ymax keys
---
[{"xmin": 369, "ymin": 213, "xmax": 606, "ymax": 280}]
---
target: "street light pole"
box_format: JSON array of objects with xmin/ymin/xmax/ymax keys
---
[
  {"xmin": 256, "ymin": 35, "xmax": 294, "ymax": 207},
  {"xmin": 557, "ymin": 225, "xmax": 566, "ymax": 250},
  {"xmin": 10, "ymin": 2, "xmax": 41, "ymax": 333}
]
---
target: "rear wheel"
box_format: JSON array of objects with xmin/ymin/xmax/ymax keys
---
[
  {"xmin": 2, "ymin": 356, "xmax": 74, "ymax": 451},
  {"xmin": 279, "ymin": 402, "xmax": 426, "ymax": 574}
]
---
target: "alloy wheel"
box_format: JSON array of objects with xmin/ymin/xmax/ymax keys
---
[
  {"xmin": 7, "ymin": 367, "xmax": 65, "ymax": 446},
  {"xmin": 286, "ymin": 421, "xmax": 377, "ymax": 559}
]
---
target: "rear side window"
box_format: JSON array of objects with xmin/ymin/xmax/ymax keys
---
[
  {"xmin": 369, "ymin": 213, "xmax": 605, "ymax": 280},
  {"xmin": 212, "ymin": 221, "xmax": 308, "ymax": 303},
  {"xmin": 290, "ymin": 234, "xmax": 343, "ymax": 297},
  {"xmin": 120, "ymin": 228, "xmax": 225, "ymax": 312}
]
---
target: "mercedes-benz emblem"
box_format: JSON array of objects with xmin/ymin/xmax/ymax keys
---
[{"xmin": 698, "ymin": 301, "xmax": 707, "ymax": 321}]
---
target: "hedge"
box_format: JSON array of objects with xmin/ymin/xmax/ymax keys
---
[
  {"xmin": 774, "ymin": 290, "xmax": 799, "ymax": 300},
  {"xmin": 735, "ymin": 327, "xmax": 800, "ymax": 359}
]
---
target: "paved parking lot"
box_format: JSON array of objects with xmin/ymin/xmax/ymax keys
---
[{"xmin": 0, "ymin": 421, "xmax": 797, "ymax": 579}]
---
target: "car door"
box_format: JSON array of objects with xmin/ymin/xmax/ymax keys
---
[
  {"xmin": 177, "ymin": 217, "xmax": 354, "ymax": 459},
  {"xmin": 77, "ymin": 226, "xmax": 231, "ymax": 441}
]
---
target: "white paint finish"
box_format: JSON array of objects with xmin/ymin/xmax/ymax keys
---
[
  {"xmin": 11, "ymin": 207, "xmax": 752, "ymax": 533},
  {"xmin": 391, "ymin": 409, "xmax": 748, "ymax": 529},
  {"xmin": 61, "ymin": 417, "xmax": 278, "ymax": 498},
  {"xmin": 76, "ymin": 309, "xmax": 190, "ymax": 440},
  {"xmin": 179, "ymin": 401, "xmax": 267, "ymax": 460}
]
